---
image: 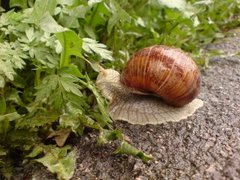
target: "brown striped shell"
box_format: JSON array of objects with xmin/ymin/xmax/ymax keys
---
[{"xmin": 120, "ymin": 45, "xmax": 201, "ymax": 107}]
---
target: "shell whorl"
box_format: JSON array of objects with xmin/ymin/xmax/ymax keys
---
[
  {"xmin": 120, "ymin": 45, "xmax": 201, "ymax": 106},
  {"xmin": 96, "ymin": 69, "xmax": 203, "ymax": 125},
  {"xmin": 96, "ymin": 45, "xmax": 203, "ymax": 125}
]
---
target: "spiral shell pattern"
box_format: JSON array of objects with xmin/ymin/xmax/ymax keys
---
[{"xmin": 120, "ymin": 45, "xmax": 201, "ymax": 106}]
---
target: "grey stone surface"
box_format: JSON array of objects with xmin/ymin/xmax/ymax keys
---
[{"xmin": 73, "ymin": 36, "xmax": 240, "ymax": 179}]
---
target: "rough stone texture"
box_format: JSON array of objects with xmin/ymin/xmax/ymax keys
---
[
  {"xmin": 10, "ymin": 33, "xmax": 240, "ymax": 180},
  {"xmin": 72, "ymin": 35, "xmax": 240, "ymax": 179}
]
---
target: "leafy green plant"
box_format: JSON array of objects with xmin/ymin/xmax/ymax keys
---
[{"xmin": 0, "ymin": 0, "xmax": 239, "ymax": 179}]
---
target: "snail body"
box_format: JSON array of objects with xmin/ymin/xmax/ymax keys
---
[
  {"xmin": 96, "ymin": 45, "xmax": 203, "ymax": 125},
  {"xmin": 121, "ymin": 45, "xmax": 201, "ymax": 106}
]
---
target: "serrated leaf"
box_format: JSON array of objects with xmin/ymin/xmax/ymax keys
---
[
  {"xmin": 25, "ymin": 27, "xmax": 35, "ymax": 42},
  {"xmin": 0, "ymin": 61, "xmax": 15, "ymax": 81},
  {"xmin": 0, "ymin": 42, "xmax": 26, "ymax": 82},
  {"xmin": 56, "ymin": 30, "xmax": 83, "ymax": 67},
  {"xmin": 59, "ymin": 75, "xmax": 83, "ymax": 97},
  {"xmin": 35, "ymin": 75, "xmax": 58, "ymax": 102},
  {"xmin": 23, "ymin": 42, "xmax": 58, "ymax": 68},
  {"xmin": 36, "ymin": 146, "xmax": 76, "ymax": 180},
  {"xmin": 49, "ymin": 87, "xmax": 63, "ymax": 110},
  {"xmin": 83, "ymin": 38, "xmax": 114, "ymax": 61},
  {"xmin": 114, "ymin": 141, "xmax": 153, "ymax": 163}
]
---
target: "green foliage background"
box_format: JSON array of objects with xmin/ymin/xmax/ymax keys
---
[{"xmin": 0, "ymin": 0, "xmax": 239, "ymax": 179}]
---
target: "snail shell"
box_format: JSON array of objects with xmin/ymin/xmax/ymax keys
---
[
  {"xmin": 121, "ymin": 45, "xmax": 201, "ymax": 106},
  {"xmin": 96, "ymin": 45, "xmax": 203, "ymax": 125}
]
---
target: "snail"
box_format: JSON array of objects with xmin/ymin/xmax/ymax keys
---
[{"xmin": 96, "ymin": 45, "xmax": 203, "ymax": 125}]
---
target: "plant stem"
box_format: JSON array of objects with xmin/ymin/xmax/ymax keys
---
[
  {"xmin": 35, "ymin": 68, "xmax": 41, "ymax": 86},
  {"xmin": 59, "ymin": 34, "xmax": 70, "ymax": 68},
  {"xmin": 78, "ymin": 77, "xmax": 112, "ymax": 129}
]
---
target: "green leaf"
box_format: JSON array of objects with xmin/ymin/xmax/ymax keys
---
[
  {"xmin": 6, "ymin": 89, "xmax": 25, "ymax": 106},
  {"xmin": 27, "ymin": 146, "xmax": 44, "ymax": 158},
  {"xmin": 0, "ymin": 96, "xmax": 6, "ymax": 115},
  {"xmin": 49, "ymin": 87, "xmax": 63, "ymax": 110},
  {"xmin": 59, "ymin": 64, "xmax": 84, "ymax": 78},
  {"xmin": 35, "ymin": 75, "xmax": 59, "ymax": 102},
  {"xmin": 56, "ymin": 30, "xmax": 83, "ymax": 67},
  {"xmin": 16, "ymin": 109, "xmax": 59, "ymax": 128},
  {"xmin": 39, "ymin": 13, "xmax": 65, "ymax": 33},
  {"xmin": 59, "ymin": 114, "xmax": 82, "ymax": 134},
  {"xmin": 114, "ymin": 141, "xmax": 153, "ymax": 163},
  {"xmin": 36, "ymin": 146, "xmax": 76, "ymax": 180},
  {"xmin": 78, "ymin": 114, "xmax": 100, "ymax": 130},
  {"xmin": 9, "ymin": 0, "xmax": 28, "ymax": 9},
  {"xmin": 107, "ymin": 0, "xmax": 131, "ymax": 34},
  {"xmin": 82, "ymin": 38, "xmax": 114, "ymax": 61},
  {"xmin": 59, "ymin": 5, "xmax": 89, "ymax": 28},
  {"xmin": 30, "ymin": 0, "xmax": 57, "ymax": 23},
  {"xmin": 82, "ymin": 76, "xmax": 112, "ymax": 127},
  {"xmin": 11, "ymin": 74, "xmax": 26, "ymax": 88},
  {"xmin": 0, "ymin": 112, "xmax": 21, "ymax": 123},
  {"xmin": 0, "ymin": 42, "xmax": 26, "ymax": 82},
  {"xmin": 158, "ymin": 0, "xmax": 187, "ymax": 10},
  {"xmin": 97, "ymin": 129, "xmax": 123, "ymax": 144},
  {"xmin": 88, "ymin": 0, "xmax": 103, "ymax": 7},
  {"xmin": 0, "ymin": 61, "xmax": 15, "ymax": 81},
  {"xmin": 87, "ymin": 1, "xmax": 110, "ymax": 28},
  {"xmin": 59, "ymin": 73, "xmax": 83, "ymax": 97}
]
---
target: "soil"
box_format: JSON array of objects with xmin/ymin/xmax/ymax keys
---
[{"xmin": 13, "ymin": 33, "xmax": 240, "ymax": 179}]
